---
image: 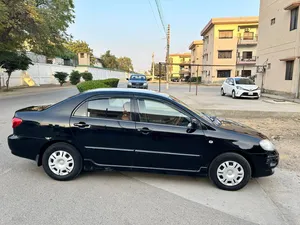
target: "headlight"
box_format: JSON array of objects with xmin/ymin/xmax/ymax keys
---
[
  {"xmin": 236, "ymin": 86, "xmax": 243, "ymax": 90},
  {"xmin": 259, "ymin": 139, "xmax": 275, "ymax": 151},
  {"xmin": 143, "ymin": 83, "xmax": 147, "ymax": 86},
  {"xmin": 128, "ymin": 82, "xmax": 132, "ymax": 85}
]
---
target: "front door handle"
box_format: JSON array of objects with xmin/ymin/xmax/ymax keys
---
[
  {"xmin": 138, "ymin": 127, "xmax": 151, "ymax": 135},
  {"xmin": 74, "ymin": 122, "xmax": 90, "ymax": 129}
]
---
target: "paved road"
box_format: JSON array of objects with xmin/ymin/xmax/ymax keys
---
[{"xmin": 0, "ymin": 86, "xmax": 299, "ymax": 225}]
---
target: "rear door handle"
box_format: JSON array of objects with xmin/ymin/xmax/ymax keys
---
[
  {"xmin": 74, "ymin": 122, "xmax": 90, "ymax": 129},
  {"xmin": 138, "ymin": 127, "xmax": 151, "ymax": 135}
]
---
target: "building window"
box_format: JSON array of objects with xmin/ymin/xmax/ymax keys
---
[
  {"xmin": 205, "ymin": 36, "xmax": 209, "ymax": 44},
  {"xmin": 242, "ymin": 51, "xmax": 253, "ymax": 59},
  {"xmin": 217, "ymin": 70, "xmax": 231, "ymax": 78},
  {"xmin": 271, "ymin": 18, "xmax": 276, "ymax": 25},
  {"xmin": 290, "ymin": 7, "xmax": 299, "ymax": 31},
  {"xmin": 285, "ymin": 61, "xmax": 294, "ymax": 80},
  {"xmin": 243, "ymin": 32, "xmax": 254, "ymax": 40},
  {"xmin": 241, "ymin": 70, "xmax": 252, "ymax": 77},
  {"xmin": 219, "ymin": 30, "xmax": 233, "ymax": 39},
  {"xmin": 80, "ymin": 53, "xmax": 85, "ymax": 58},
  {"xmin": 218, "ymin": 50, "xmax": 232, "ymax": 59}
]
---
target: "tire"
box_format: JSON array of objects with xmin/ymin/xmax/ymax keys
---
[
  {"xmin": 42, "ymin": 142, "xmax": 83, "ymax": 181},
  {"xmin": 221, "ymin": 88, "xmax": 225, "ymax": 96},
  {"xmin": 232, "ymin": 90, "xmax": 236, "ymax": 99},
  {"xmin": 209, "ymin": 152, "xmax": 251, "ymax": 191}
]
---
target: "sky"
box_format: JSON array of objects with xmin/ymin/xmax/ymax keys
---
[{"xmin": 68, "ymin": 0, "xmax": 260, "ymax": 72}]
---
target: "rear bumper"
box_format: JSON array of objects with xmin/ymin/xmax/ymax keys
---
[
  {"xmin": 8, "ymin": 134, "xmax": 45, "ymax": 161},
  {"xmin": 251, "ymin": 150, "xmax": 279, "ymax": 177}
]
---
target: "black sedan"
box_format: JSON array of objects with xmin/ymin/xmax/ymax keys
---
[
  {"xmin": 127, "ymin": 74, "xmax": 148, "ymax": 89},
  {"xmin": 8, "ymin": 88, "xmax": 279, "ymax": 191}
]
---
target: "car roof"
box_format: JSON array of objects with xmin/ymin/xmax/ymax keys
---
[{"xmin": 85, "ymin": 88, "xmax": 170, "ymax": 98}]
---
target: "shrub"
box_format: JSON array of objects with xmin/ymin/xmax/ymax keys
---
[
  {"xmin": 189, "ymin": 77, "xmax": 201, "ymax": 83},
  {"xmin": 101, "ymin": 78, "xmax": 119, "ymax": 87},
  {"xmin": 81, "ymin": 72, "xmax": 93, "ymax": 81},
  {"xmin": 77, "ymin": 80, "xmax": 109, "ymax": 92},
  {"xmin": 54, "ymin": 72, "xmax": 68, "ymax": 86},
  {"xmin": 69, "ymin": 70, "xmax": 81, "ymax": 85}
]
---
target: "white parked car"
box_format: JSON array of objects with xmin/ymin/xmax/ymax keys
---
[{"xmin": 221, "ymin": 77, "xmax": 261, "ymax": 99}]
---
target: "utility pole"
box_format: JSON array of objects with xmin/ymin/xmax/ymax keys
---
[
  {"xmin": 166, "ymin": 24, "xmax": 170, "ymax": 90},
  {"xmin": 152, "ymin": 52, "xmax": 155, "ymax": 81}
]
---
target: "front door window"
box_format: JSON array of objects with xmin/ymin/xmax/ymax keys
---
[{"xmin": 137, "ymin": 99, "xmax": 190, "ymax": 127}]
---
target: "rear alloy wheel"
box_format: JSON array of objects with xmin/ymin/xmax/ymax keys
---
[
  {"xmin": 232, "ymin": 90, "xmax": 236, "ymax": 99},
  {"xmin": 209, "ymin": 153, "xmax": 251, "ymax": 191},
  {"xmin": 221, "ymin": 88, "xmax": 225, "ymax": 96},
  {"xmin": 42, "ymin": 143, "xmax": 82, "ymax": 181}
]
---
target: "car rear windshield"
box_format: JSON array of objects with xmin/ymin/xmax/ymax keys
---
[
  {"xmin": 235, "ymin": 78, "xmax": 255, "ymax": 85},
  {"xmin": 130, "ymin": 75, "xmax": 146, "ymax": 80}
]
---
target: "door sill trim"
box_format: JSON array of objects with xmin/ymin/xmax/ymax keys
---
[{"xmin": 84, "ymin": 159, "xmax": 205, "ymax": 173}]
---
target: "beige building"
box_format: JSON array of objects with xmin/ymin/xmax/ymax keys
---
[
  {"xmin": 256, "ymin": 0, "xmax": 300, "ymax": 98},
  {"xmin": 78, "ymin": 52, "xmax": 91, "ymax": 66},
  {"xmin": 189, "ymin": 40, "xmax": 203, "ymax": 77},
  {"xmin": 201, "ymin": 17, "xmax": 259, "ymax": 83}
]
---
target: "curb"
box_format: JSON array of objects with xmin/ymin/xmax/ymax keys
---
[
  {"xmin": 0, "ymin": 86, "xmax": 76, "ymax": 99},
  {"xmin": 200, "ymin": 109, "xmax": 300, "ymax": 118}
]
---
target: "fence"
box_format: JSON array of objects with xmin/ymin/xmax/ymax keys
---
[
  {"xmin": 157, "ymin": 62, "xmax": 247, "ymax": 95},
  {"xmin": 0, "ymin": 63, "xmax": 128, "ymax": 88}
]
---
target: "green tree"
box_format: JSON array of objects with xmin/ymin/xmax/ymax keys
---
[
  {"xmin": 117, "ymin": 57, "xmax": 133, "ymax": 72},
  {"xmin": 66, "ymin": 40, "xmax": 96, "ymax": 65},
  {"xmin": 0, "ymin": 0, "xmax": 75, "ymax": 56},
  {"xmin": 69, "ymin": 70, "xmax": 81, "ymax": 85},
  {"xmin": 150, "ymin": 63, "xmax": 166, "ymax": 77},
  {"xmin": 54, "ymin": 72, "xmax": 68, "ymax": 86},
  {"xmin": 100, "ymin": 50, "xmax": 119, "ymax": 70},
  {"xmin": 0, "ymin": 51, "xmax": 33, "ymax": 89}
]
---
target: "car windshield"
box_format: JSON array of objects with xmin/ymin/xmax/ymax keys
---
[
  {"xmin": 169, "ymin": 95, "xmax": 221, "ymax": 126},
  {"xmin": 235, "ymin": 78, "xmax": 255, "ymax": 85},
  {"xmin": 130, "ymin": 75, "xmax": 146, "ymax": 81}
]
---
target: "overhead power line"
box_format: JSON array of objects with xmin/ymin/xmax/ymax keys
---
[
  {"xmin": 148, "ymin": 0, "xmax": 166, "ymax": 35},
  {"xmin": 154, "ymin": 0, "xmax": 167, "ymax": 34}
]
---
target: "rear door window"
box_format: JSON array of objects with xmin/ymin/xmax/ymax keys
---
[{"xmin": 74, "ymin": 98, "xmax": 132, "ymax": 121}]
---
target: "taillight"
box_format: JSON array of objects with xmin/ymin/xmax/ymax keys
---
[{"xmin": 12, "ymin": 117, "xmax": 22, "ymax": 128}]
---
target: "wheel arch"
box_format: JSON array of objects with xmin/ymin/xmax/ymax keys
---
[
  {"xmin": 37, "ymin": 140, "xmax": 82, "ymax": 166},
  {"xmin": 208, "ymin": 150, "xmax": 255, "ymax": 177}
]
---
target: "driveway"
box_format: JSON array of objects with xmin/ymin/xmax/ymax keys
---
[{"xmin": 0, "ymin": 86, "xmax": 299, "ymax": 225}]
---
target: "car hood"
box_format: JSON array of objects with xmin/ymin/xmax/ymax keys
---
[
  {"xmin": 129, "ymin": 80, "xmax": 147, "ymax": 83},
  {"xmin": 236, "ymin": 84, "xmax": 258, "ymax": 91},
  {"xmin": 218, "ymin": 118, "xmax": 267, "ymax": 139}
]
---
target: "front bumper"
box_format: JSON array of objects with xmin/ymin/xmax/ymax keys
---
[
  {"xmin": 236, "ymin": 90, "xmax": 261, "ymax": 98},
  {"xmin": 127, "ymin": 85, "xmax": 148, "ymax": 89},
  {"xmin": 251, "ymin": 150, "xmax": 279, "ymax": 177}
]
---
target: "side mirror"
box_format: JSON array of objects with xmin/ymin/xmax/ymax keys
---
[
  {"xmin": 126, "ymin": 78, "xmax": 129, "ymax": 80},
  {"xmin": 187, "ymin": 118, "xmax": 199, "ymax": 133}
]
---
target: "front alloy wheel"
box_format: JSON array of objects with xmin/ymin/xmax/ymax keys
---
[
  {"xmin": 42, "ymin": 143, "xmax": 82, "ymax": 181},
  {"xmin": 209, "ymin": 153, "xmax": 251, "ymax": 191},
  {"xmin": 232, "ymin": 90, "xmax": 236, "ymax": 99}
]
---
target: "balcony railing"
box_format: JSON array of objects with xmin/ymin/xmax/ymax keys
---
[
  {"xmin": 237, "ymin": 35, "xmax": 258, "ymax": 45},
  {"xmin": 237, "ymin": 57, "xmax": 257, "ymax": 64}
]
